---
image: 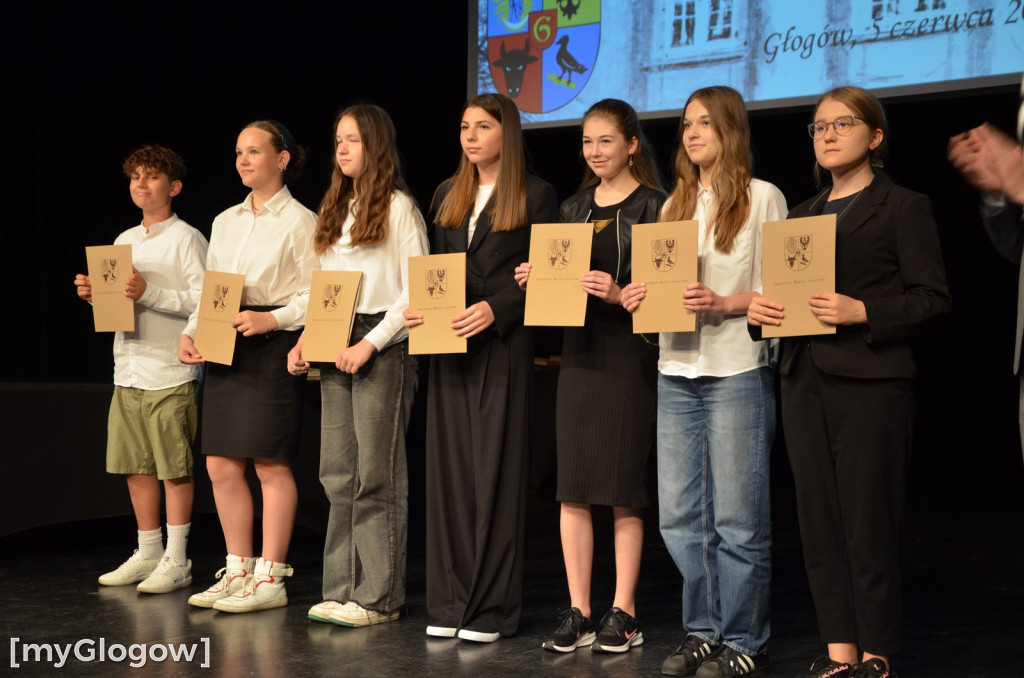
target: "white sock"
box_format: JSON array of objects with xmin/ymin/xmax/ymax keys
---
[
  {"xmin": 138, "ymin": 528, "xmax": 163, "ymax": 561},
  {"xmin": 164, "ymin": 523, "xmax": 191, "ymax": 566}
]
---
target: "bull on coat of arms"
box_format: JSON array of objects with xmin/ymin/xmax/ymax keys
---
[
  {"xmin": 785, "ymin": 235, "xmax": 812, "ymax": 271},
  {"xmin": 548, "ymin": 239, "xmax": 572, "ymax": 269},
  {"xmin": 100, "ymin": 258, "xmax": 119, "ymax": 285},
  {"xmin": 652, "ymin": 239, "xmax": 676, "ymax": 272},
  {"xmin": 212, "ymin": 285, "xmax": 230, "ymax": 312},
  {"xmin": 322, "ymin": 284, "xmax": 343, "ymax": 311},
  {"xmin": 426, "ymin": 269, "xmax": 447, "ymax": 299}
]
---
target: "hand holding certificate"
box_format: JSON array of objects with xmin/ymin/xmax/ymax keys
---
[
  {"xmin": 85, "ymin": 245, "xmax": 135, "ymax": 332},
  {"xmin": 407, "ymin": 253, "xmax": 467, "ymax": 355},
  {"xmin": 629, "ymin": 221, "xmax": 699, "ymax": 333},
  {"xmin": 194, "ymin": 271, "xmax": 246, "ymax": 365},
  {"xmin": 760, "ymin": 215, "xmax": 837, "ymax": 338},
  {"xmin": 302, "ymin": 270, "xmax": 364, "ymax": 362},
  {"xmin": 524, "ymin": 223, "xmax": 593, "ymax": 327}
]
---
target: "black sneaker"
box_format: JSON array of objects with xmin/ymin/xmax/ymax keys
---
[
  {"xmin": 695, "ymin": 645, "xmax": 769, "ymax": 677},
  {"xmin": 591, "ymin": 607, "xmax": 643, "ymax": 653},
  {"xmin": 541, "ymin": 607, "xmax": 596, "ymax": 653},
  {"xmin": 852, "ymin": 658, "xmax": 897, "ymax": 678},
  {"xmin": 662, "ymin": 634, "xmax": 721, "ymax": 676},
  {"xmin": 807, "ymin": 655, "xmax": 854, "ymax": 677}
]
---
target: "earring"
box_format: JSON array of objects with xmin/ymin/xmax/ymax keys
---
[
  {"xmin": 628, "ymin": 155, "xmax": 634, "ymax": 167},
  {"xmin": 279, "ymin": 166, "xmax": 286, "ymax": 172}
]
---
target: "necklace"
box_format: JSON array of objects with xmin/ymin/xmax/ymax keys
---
[{"xmin": 827, "ymin": 188, "xmax": 864, "ymax": 223}]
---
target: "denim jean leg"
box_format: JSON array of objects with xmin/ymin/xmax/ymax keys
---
[
  {"xmin": 705, "ymin": 367, "xmax": 774, "ymax": 654},
  {"xmin": 320, "ymin": 367, "xmax": 358, "ymax": 604},
  {"xmin": 658, "ymin": 373, "xmax": 720, "ymax": 643},
  {"xmin": 320, "ymin": 314, "xmax": 416, "ymax": 613},
  {"xmin": 347, "ymin": 340, "xmax": 415, "ymax": 612}
]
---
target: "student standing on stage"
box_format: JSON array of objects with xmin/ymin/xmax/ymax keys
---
[
  {"xmin": 287, "ymin": 104, "xmax": 427, "ymax": 627},
  {"xmin": 621, "ymin": 86, "xmax": 786, "ymax": 677},
  {"xmin": 404, "ymin": 92, "xmax": 558, "ymax": 643},
  {"xmin": 179, "ymin": 120, "xmax": 318, "ymax": 614},
  {"xmin": 749, "ymin": 86, "xmax": 950, "ymax": 678},
  {"xmin": 76, "ymin": 144, "xmax": 207, "ymax": 594},
  {"xmin": 515, "ymin": 99, "xmax": 665, "ymax": 654}
]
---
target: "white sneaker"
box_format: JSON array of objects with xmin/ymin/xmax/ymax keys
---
[
  {"xmin": 136, "ymin": 556, "xmax": 192, "ymax": 594},
  {"xmin": 187, "ymin": 555, "xmax": 255, "ymax": 608},
  {"xmin": 98, "ymin": 550, "xmax": 159, "ymax": 586},
  {"xmin": 212, "ymin": 558, "xmax": 293, "ymax": 613},
  {"xmin": 308, "ymin": 600, "xmax": 347, "ymax": 624},
  {"xmin": 426, "ymin": 626, "xmax": 458, "ymax": 638},
  {"xmin": 329, "ymin": 601, "xmax": 400, "ymax": 627},
  {"xmin": 458, "ymin": 628, "xmax": 501, "ymax": 643}
]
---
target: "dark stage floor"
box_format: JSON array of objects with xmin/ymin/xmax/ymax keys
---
[{"xmin": 1, "ymin": 492, "xmax": 1021, "ymax": 677}]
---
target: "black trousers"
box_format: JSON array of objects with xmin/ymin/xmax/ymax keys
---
[
  {"xmin": 424, "ymin": 326, "xmax": 531, "ymax": 637},
  {"xmin": 782, "ymin": 344, "xmax": 914, "ymax": 656}
]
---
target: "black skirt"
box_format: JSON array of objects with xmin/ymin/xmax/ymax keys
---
[{"xmin": 201, "ymin": 309, "xmax": 305, "ymax": 459}]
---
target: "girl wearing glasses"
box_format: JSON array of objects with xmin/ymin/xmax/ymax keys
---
[
  {"xmin": 621, "ymin": 86, "xmax": 786, "ymax": 677},
  {"xmin": 748, "ymin": 86, "xmax": 950, "ymax": 678}
]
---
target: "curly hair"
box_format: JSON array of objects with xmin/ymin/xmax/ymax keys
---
[{"xmin": 122, "ymin": 144, "xmax": 186, "ymax": 182}]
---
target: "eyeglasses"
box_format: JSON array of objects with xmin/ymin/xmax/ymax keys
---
[{"xmin": 807, "ymin": 115, "xmax": 864, "ymax": 139}]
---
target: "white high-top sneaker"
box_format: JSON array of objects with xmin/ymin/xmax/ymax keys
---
[
  {"xmin": 187, "ymin": 555, "xmax": 255, "ymax": 608},
  {"xmin": 212, "ymin": 557, "xmax": 293, "ymax": 613}
]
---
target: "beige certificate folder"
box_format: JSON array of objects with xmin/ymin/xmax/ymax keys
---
[
  {"xmin": 303, "ymin": 270, "xmax": 364, "ymax": 363},
  {"xmin": 408, "ymin": 253, "xmax": 467, "ymax": 355},
  {"xmin": 524, "ymin": 223, "xmax": 593, "ymax": 326},
  {"xmin": 194, "ymin": 270, "xmax": 245, "ymax": 365},
  {"xmin": 631, "ymin": 221, "xmax": 699, "ymax": 333},
  {"xmin": 761, "ymin": 215, "xmax": 837, "ymax": 338},
  {"xmin": 85, "ymin": 245, "xmax": 135, "ymax": 332}
]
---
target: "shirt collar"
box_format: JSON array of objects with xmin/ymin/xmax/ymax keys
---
[
  {"xmin": 236, "ymin": 185, "xmax": 293, "ymax": 216},
  {"xmin": 140, "ymin": 213, "xmax": 177, "ymax": 236}
]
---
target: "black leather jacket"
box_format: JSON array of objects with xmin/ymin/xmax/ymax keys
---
[{"xmin": 559, "ymin": 184, "xmax": 667, "ymax": 285}]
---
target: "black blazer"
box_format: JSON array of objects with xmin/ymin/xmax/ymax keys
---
[
  {"xmin": 760, "ymin": 172, "xmax": 951, "ymax": 379},
  {"xmin": 431, "ymin": 174, "xmax": 559, "ymax": 339}
]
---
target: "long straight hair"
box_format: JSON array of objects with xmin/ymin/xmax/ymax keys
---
[
  {"xmin": 313, "ymin": 105, "xmax": 410, "ymax": 255},
  {"xmin": 434, "ymin": 93, "xmax": 528, "ymax": 233},
  {"xmin": 663, "ymin": 86, "xmax": 751, "ymax": 255},
  {"xmin": 578, "ymin": 98, "xmax": 663, "ymax": 192}
]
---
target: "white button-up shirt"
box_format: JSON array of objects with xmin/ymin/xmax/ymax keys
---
[
  {"xmin": 318, "ymin": 191, "xmax": 428, "ymax": 351},
  {"xmin": 659, "ymin": 178, "xmax": 788, "ymax": 378},
  {"xmin": 112, "ymin": 215, "xmax": 208, "ymax": 389},
  {"xmin": 184, "ymin": 186, "xmax": 318, "ymax": 336}
]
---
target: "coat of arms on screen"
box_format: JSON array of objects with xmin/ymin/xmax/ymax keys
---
[
  {"xmin": 785, "ymin": 235, "xmax": 812, "ymax": 272},
  {"xmin": 487, "ymin": 0, "xmax": 600, "ymax": 113},
  {"xmin": 652, "ymin": 239, "xmax": 676, "ymax": 272},
  {"xmin": 548, "ymin": 238, "xmax": 572, "ymax": 269},
  {"xmin": 101, "ymin": 258, "xmax": 119, "ymax": 284},
  {"xmin": 426, "ymin": 270, "xmax": 447, "ymax": 299},
  {"xmin": 322, "ymin": 284, "xmax": 342, "ymax": 311},
  {"xmin": 212, "ymin": 286, "xmax": 230, "ymax": 312}
]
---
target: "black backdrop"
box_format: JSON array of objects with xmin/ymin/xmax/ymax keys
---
[{"xmin": 4, "ymin": 2, "xmax": 1022, "ymax": 537}]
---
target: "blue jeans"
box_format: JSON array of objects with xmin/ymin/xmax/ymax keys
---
[{"xmin": 657, "ymin": 367, "xmax": 775, "ymax": 655}]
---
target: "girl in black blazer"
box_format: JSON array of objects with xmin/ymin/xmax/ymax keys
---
[
  {"xmin": 749, "ymin": 87, "xmax": 950, "ymax": 678},
  {"xmin": 404, "ymin": 93, "xmax": 558, "ymax": 643}
]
